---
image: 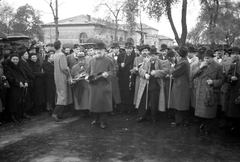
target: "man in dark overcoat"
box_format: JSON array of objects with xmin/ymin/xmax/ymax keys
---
[
  {"xmin": 169, "ymin": 46, "xmax": 191, "ymax": 126},
  {"xmin": 117, "ymin": 42, "xmax": 136, "ymax": 113},
  {"xmin": 85, "ymin": 42, "xmax": 114, "ymax": 129}
]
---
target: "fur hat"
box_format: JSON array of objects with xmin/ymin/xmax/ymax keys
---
[
  {"xmin": 10, "ymin": 53, "xmax": 20, "ymax": 60},
  {"xmin": 178, "ymin": 46, "xmax": 188, "ymax": 57}
]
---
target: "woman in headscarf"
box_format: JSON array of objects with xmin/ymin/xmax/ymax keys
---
[
  {"xmin": 28, "ymin": 53, "xmax": 45, "ymax": 115},
  {"xmin": 4, "ymin": 54, "xmax": 28, "ymax": 122}
]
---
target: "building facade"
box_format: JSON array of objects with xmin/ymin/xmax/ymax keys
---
[{"xmin": 42, "ymin": 15, "xmax": 174, "ymax": 50}]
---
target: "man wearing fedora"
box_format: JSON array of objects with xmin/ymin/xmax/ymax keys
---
[
  {"xmin": 71, "ymin": 51, "xmax": 90, "ymax": 116},
  {"xmin": 66, "ymin": 44, "xmax": 84, "ymax": 69},
  {"xmin": 169, "ymin": 46, "xmax": 191, "ymax": 127},
  {"xmin": 192, "ymin": 49, "xmax": 223, "ymax": 134},
  {"xmin": 131, "ymin": 44, "xmax": 150, "ymax": 106},
  {"xmin": 85, "ymin": 42, "xmax": 114, "ymax": 129},
  {"xmin": 135, "ymin": 46, "xmax": 165, "ymax": 122},
  {"xmin": 159, "ymin": 43, "xmax": 170, "ymax": 60},
  {"xmin": 117, "ymin": 42, "xmax": 136, "ymax": 114}
]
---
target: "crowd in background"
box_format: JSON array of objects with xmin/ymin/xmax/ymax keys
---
[{"xmin": 0, "ymin": 40, "xmax": 239, "ymax": 134}]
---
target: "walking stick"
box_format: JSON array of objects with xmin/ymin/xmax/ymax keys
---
[
  {"xmin": 146, "ymin": 80, "xmax": 149, "ymax": 109},
  {"xmin": 167, "ymin": 74, "xmax": 172, "ymax": 109}
]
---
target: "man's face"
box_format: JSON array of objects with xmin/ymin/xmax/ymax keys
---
[
  {"xmin": 49, "ymin": 54, "xmax": 54, "ymax": 62},
  {"xmin": 168, "ymin": 56, "xmax": 176, "ymax": 63},
  {"xmin": 74, "ymin": 47, "xmax": 81, "ymax": 54},
  {"xmin": 88, "ymin": 48, "xmax": 95, "ymax": 56},
  {"xmin": 162, "ymin": 49, "xmax": 168, "ymax": 57},
  {"xmin": 78, "ymin": 58, "xmax": 86, "ymax": 66},
  {"xmin": 3, "ymin": 49, "xmax": 11, "ymax": 55},
  {"xmin": 216, "ymin": 50, "xmax": 224, "ymax": 58},
  {"xmin": 65, "ymin": 48, "xmax": 70, "ymax": 54},
  {"xmin": 126, "ymin": 47, "xmax": 133, "ymax": 55},
  {"xmin": 141, "ymin": 49, "xmax": 149, "ymax": 57},
  {"xmin": 113, "ymin": 48, "xmax": 119, "ymax": 54},
  {"xmin": 95, "ymin": 48, "xmax": 105, "ymax": 57},
  {"xmin": 188, "ymin": 52, "xmax": 195, "ymax": 59},
  {"xmin": 204, "ymin": 56, "xmax": 213, "ymax": 64}
]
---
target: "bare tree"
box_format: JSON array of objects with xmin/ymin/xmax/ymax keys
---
[{"xmin": 44, "ymin": 0, "xmax": 59, "ymax": 41}]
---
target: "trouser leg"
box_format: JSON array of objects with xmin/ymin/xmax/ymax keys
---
[
  {"xmin": 53, "ymin": 105, "xmax": 65, "ymax": 118},
  {"xmin": 138, "ymin": 88, "xmax": 148, "ymax": 118},
  {"xmin": 149, "ymin": 90, "xmax": 159, "ymax": 121},
  {"xmin": 99, "ymin": 112, "xmax": 107, "ymax": 123},
  {"xmin": 93, "ymin": 113, "xmax": 100, "ymax": 122}
]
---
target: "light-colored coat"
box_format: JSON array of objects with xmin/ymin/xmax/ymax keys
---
[
  {"xmin": 169, "ymin": 57, "xmax": 190, "ymax": 111},
  {"xmin": 135, "ymin": 58, "xmax": 166, "ymax": 111},
  {"xmin": 192, "ymin": 60, "xmax": 223, "ymax": 118},
  {"xmin": 54, "ymin": 50, "xmax": 73, "ymax": 105},
  {"xmin": 133, "ymin": 56, "xmax": 144, "ymax": 106}
]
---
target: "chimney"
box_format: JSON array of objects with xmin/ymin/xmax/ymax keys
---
[{"xmin": 87, "ymin": 14, "xmax": 91, "ymax": 22}]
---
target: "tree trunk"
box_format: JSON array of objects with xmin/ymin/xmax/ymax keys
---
[
  {"xmin": 114, "ymin": 18, "xmax": 118, "ymax": 43},
  {"xmin": 180, "ymin": 0, "xmax": 187, "ymax": 47},
  {"xmin": 55, "ymin": 0, "xmax": 59, "ymax": 41},
  {"xmin": 166, "ymin": 1, "xmax": 181, "ymax": 46}
]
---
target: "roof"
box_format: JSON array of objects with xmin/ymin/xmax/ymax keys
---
[
  {"xmin": 137, "ymin": 23, "xmax": 158, "ymax": 31},
  {"xmin": 158, "ymin": 35, "xmax": 173, "ymax": 40}
]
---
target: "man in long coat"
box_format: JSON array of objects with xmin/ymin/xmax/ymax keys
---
[
  {"xmin": 135, "ymin": 46, "xmax": 165, "ymax": 122},
  {"xmin": 192, "ymin": 49, "xmax": 223, "ymax": 134},
  {"xmin": 85, "ymin": 42, "xmax": 114, "ymax": 129},
  {"xmin": 169, "ymin": 46, "xmax": 191, "ymax": 126},
  {"xmin": 131, "ymin": 45, "xmax": 149, "ymax": 106},
  {"xmin": 52, "ymin": 40, "xmax": 73, "ymax": 122},
  {"xmin": 71, "ymin": 52, "xmax": 89, "ymax": 112},
  {"xmin": 117, "ymin": 42, "xmax": 136, "ymax": 113}
]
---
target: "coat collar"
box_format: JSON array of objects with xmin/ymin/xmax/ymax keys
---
[{"xmin": 201, "ymin": 60, "xmax": 218, "ymax": 77}]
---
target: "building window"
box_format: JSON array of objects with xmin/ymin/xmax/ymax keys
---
[
  {"xmin": 79, "ymin": 32, "xmax": 88, "ymax": 43},
  {"xmin": 127, "ymin": 38, "xmax": 134, "ymax": 45}
]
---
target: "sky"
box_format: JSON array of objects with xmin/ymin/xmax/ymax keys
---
[{"xmin": 4, "ymin": 0, "xmax": 201, "ymax": 41}]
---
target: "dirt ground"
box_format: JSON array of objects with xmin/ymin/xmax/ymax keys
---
[{"xmin": 0, "ymin": 111, "xmax": 240, "ymax": 162}]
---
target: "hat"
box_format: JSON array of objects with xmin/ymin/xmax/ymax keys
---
[
  {"xmin": 160, "ymin": 44, "xmax": 169, "ymax": 51},
  {"xmin": 204, "ymin": 49, "xmax": 214, "ymax": 57},
  {"xmin": 188, "ymin": 46, "xmax": 197, "ymax": 53},
  {"xmin": 178, "ymin": 46, "xmax": 188, "ymax": 57},
  {"xmin": 125, "ymin": 42, "xmax": 134, "ymax": 49},
  {"xmin": 17, "ymin": 45, "xmax": 27, "ymax": 57},
  {"xmin": 73, "ymin": 44, "xmax": 80, "ymax": 49},
  {"xmin": 197, "ymin": 46, "xmax": 207, "ymax": 58},
  {"xmin": 10, "ymin": 53, "xmax": 19, "ymax": 59},
  {"xmin": 95, "ymin": 42, "xmax": 106, "ymax": 49},
  {"xmin": 149, "ymin": 46, "xmax": 158, "ymax": 55},
  {"xmin": 214, "ymin": 46, "xmax": 225, "ymax": 52},
  {"xmin": 111, "ymin": 43, "xmax": 120, "ymax": 49},
  {"xmin": 140, "ymin": 44, "xmax": 150, "ymax": 52},
  {"xmin": 166, "ymin": 49, "xmax": 175, "ymax": 58},
  {"xmin": 77, "ymin": 52, "xmax": 86, "ymax": 59},
  {"xmin": 231, "ymin": 47, "xmax": 239, "ymax": 54}
]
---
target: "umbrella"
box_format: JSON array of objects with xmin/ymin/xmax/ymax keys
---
[
  {"xmin": 0, "ymin": 31, "xmax": 7, "ymax": 39},
  {"xmin": 85, "ymin": 38, "xmax": 103, "ymax": 44},
  {"xmin": 6, "ymin": 33, "xmax": 30, "ymax": 41},
  {"xmin": 62, "ymin": 43, "xmax": 74, "ymax": 48}
]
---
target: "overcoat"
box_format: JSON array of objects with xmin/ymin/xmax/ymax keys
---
[
  {"xmin": 107, "ymin": 56, "xmax": 121, "ymax": 105},
  {"xmin": 71, "ymin": 63, "xmax": 89, "ymax": 110},
  {"xmin": 54, "ymin": 51, "xmax": 73, "ymax": 105},
  {"xmin": 28, "ymin": 60, "xmax": 45, "ymax": 106},
  {"xmin": 117, "ymin": 51, "xmax": 136, "ymax": 104},
  {"xmin": 86, "ymin": 56, "xmax": 114, "ymax": 112},
  {"xmin": 169, "ymin": 57, "xmax": 190, "ymax": 111},
  {"xmin": 42, "ymin": 61, "xmax": 55, "ymax": 103},
  {"xmin": 0, "ymin": 65, "xmax": 4, "ymax": 112},
  {"xmin": 135, "ymin": 58, "xmax": 166, "ymax": 111},
  {"xmin": 4, "ymin": 60, "xmax": 28, "ymax": 113},
  {"xmin": 192, "ymin": 60, "xmax": 223, "ymax": 118},
  {"xmin": 66, "ymin": 53, "xmax": 78, "ymax": 69},
  {"xmin": 132, "ymin": 56, "xmax": 144, "ymax": 106},
  {"xmin": 225, "ymin": 63, "xmax": 240, "ymax": 118}
]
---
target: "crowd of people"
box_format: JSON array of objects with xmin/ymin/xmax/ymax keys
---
[{"xmin": 0, "ymin": 39, "xmax": 239, "ymax": 134}]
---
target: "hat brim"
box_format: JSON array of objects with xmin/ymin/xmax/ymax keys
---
[{"xmin": 160, "ymin": 47, "xmax": 170, "ymax": 51}]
